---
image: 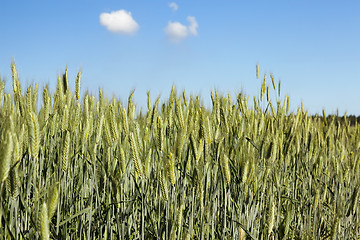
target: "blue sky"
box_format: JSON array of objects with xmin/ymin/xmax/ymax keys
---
[{"xmin": 1, "ymin": 1, "xmax": 360, "ymax": 115}]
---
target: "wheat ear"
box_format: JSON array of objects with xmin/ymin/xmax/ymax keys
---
[
  {"xmin": 39, "ymin": 202, "xmax": 50, "ymax": 240},
  {"xmin": 76, "ymin": 70, "xmax": 81, "ymax": 100},
  {"xmin": 129, "ymin": 132, "xmax": 142, "ymax": 178},
  {"xmin": 47, "ymin": 182, "xmax": 60, "ymax": 220},
  {"xmin": 0, "ymin": 132, "xmax": 13, "ymax": 182},
  {"xmin": 167, "ymin": 153, "xmax": 176, "ymax": 186},
  {"xmin": 61, "ymin": 131, "xmax": 70, "ymax": 172},
  {"xmin": 222, "ymin": 154, "xmax": 231, "ymax": 184}
]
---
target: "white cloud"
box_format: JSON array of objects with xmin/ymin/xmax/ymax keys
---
[
  {"xmin": 165, "ymin": 16, "xmax": 198, "ymax": 42},
  {"xmin": 169, "ymin": 2, "xmax": 178, "ymax": 11},
  {"xmin": 99, "ymin": 10, "xmax": 139, "ymax": 35},
  {"xmin": 187, "ymin": 16, "xmax": 198, "ymax": 36},
  {"xmin": 165, "ymin": 21, "xmax": 188, "ymax": 42}
]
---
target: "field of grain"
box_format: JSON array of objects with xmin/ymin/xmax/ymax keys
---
[{"xmin": 0, "ymin": 62, "xmax": 359, "ymax": 239}]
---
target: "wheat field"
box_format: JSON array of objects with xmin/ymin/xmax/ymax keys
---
[{"xmin": 0, "ymin": 62, "xmax": 359, "ymax": 239}]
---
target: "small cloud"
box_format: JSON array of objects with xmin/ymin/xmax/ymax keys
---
[
  {"xmin": 187, "ymin": 16, "xmax": 198, "ymax": 36},
  {"xmin": 169, "ymin": 2, "xmax": 178, "ymax": 11},
  {"xmin": 99, "ymin": 10, "xmax": 139, "ymax": 35},
  {"xmin": 165, "ymin": 21, "xmax": 188, "ymax": 42},
  {"xmin": 165, "ymin": 16, "xmax": 198, "ymax": 42}
]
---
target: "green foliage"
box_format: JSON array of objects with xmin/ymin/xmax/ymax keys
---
[{"xmin": 0, "ymin": 63, "xmax": 359, "ymax": 239}]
